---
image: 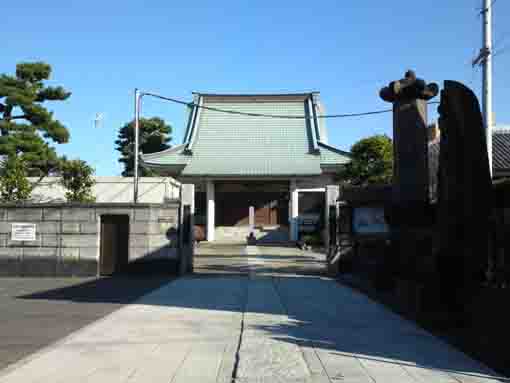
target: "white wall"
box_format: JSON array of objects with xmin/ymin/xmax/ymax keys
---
[{"xmin": 29, "ymin": 177, "xmax": 181, "ymax": 203}]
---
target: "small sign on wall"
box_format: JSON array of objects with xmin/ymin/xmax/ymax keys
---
[
  {"xmin": 11, "ymin": 223, "xmax": 37, "ymax": 241},
  {"xmin": 352, "ymin": 207, "xmax": 389, "ymax": 234}
]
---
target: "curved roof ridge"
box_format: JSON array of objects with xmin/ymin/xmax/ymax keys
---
[
  {"xmin": 317, "ymin": 141, "xmax": 352, "ymax": 157},
  {"xmin": 141, "ymin": 144, "xmax": 186, "ymax": 160}
]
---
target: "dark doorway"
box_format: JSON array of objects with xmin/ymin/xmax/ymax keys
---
[
  {"xmin": 216, "ymin": 192, "xmax": 284, "ymax": 226},
  {"xmin": 100, "ymin": 215, "xmax": 129, "ymax": 275}
]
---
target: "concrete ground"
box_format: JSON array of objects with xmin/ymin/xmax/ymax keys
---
[
  {"xmin": 0, "ymin": 245, "xmax": 507, "ymax": 382},
  {"xmin": 0, "ymin": 276, "xmax": 173, "ymax": 371}
]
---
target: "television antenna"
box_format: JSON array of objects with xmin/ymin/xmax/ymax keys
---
[{"xmin": 94, "ymin": 113, "xmax": 104, "ymax": 129}]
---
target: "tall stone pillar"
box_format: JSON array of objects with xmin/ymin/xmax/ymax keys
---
[
  {"xmin": 206, "ymin": 180, "xmax": 215, "ymax": 242},
  {"xmin": 380, "ymin": 71, "xmax": 438, "ymax": 308},
  {"xmin": 380, "ymin": 70, "xmax": 438, "ymax": 215},
  {"xmin": 392, "ymin": 99, "xmax": 429, "ymax": 206}
]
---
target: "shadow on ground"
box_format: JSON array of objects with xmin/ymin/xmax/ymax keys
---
[
  {"xmin": 0, "ymin": 275, "xmax": 173, "ymax": 370},
  {"xmin": 17, "ymin": 276, "xmax": 174, "ymax": 303},
  {"xmin": 12, "ymin": 245, "xmax": 508, "ymax": 382}
]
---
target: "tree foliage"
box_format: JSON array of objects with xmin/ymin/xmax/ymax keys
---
[
  {"xmin": 59, "ymin": 159, "xmax": 96, "ymax": 203},
  {"xmin": 0, "ymin": 156, "xmax": 32, "ymax": 202},
  {"xmin": 339, "ymin": 134, "xmax": 393, "ymax": 186},
  {"xmin": 115, "ymin": 117, "xmax": 172, "ymax": 177},
  {"xmin": 0, "ymin": 62, "xmax": 71, "ymax": 177}
]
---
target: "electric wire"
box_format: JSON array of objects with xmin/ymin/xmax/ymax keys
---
[{"xmin": 142, "ymin": 92, "xmax": 440, "ymax": 120}]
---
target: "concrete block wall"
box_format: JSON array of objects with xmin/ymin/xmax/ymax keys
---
[{"xmin": 0, "ymin": 203, "xmax": 180, "ymax": 277}]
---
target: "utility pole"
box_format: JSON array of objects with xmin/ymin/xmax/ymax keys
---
[
  {"xmin": 474, "ymin": 0, "xmax": 494, "ymax": 177},
  {"xmin": 483, "ymin": 0, "xmax": 493, "ymax": 178},
  {"xmin": 133, "ymin": 88, "xmax": 141, "ymax": 203}
]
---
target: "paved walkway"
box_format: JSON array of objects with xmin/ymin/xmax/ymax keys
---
[
  {"xmin": 0, "ymin": 246, "xmax": 507, "ymax": 382},
  {"xmin": 0, "ymin": 276, "xmax": 172, "ymax": 371}
]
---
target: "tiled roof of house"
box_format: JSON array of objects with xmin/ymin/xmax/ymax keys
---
[
  {"xmin": 428, "ymin": 126, "xmax": 510, "ymax": 201},
  {"xmin": 493, "ymin": 127, "xmax": 510, "ymax": 171},
  {"xmin": 142, "ymin": 93, "xmax": 351, "ymax": 177}
]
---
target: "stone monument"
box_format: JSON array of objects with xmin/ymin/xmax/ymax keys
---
[
  {"xmin": 437, "ymin": 80, "xmax": 492, "ymax": 320},
  {"xmin": 380, "ymin": 70, "xmax": 439, "ymax": 312},
  {"xmin": 380, "ymin": 70, "xmax": 438, "ymax": 213}
]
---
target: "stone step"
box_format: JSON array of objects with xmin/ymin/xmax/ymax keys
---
[{"xmin": 215, "ymin": 226, "xmax": 290, "ymax": 243}]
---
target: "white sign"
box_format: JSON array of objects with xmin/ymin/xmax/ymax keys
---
[
  {"xmin": 11, "ymin": 223, "xmax": 37, "ymax": 241},
  {"xmin": 352, "ymin": 207, "xmax": 389, "ymax": 234}
]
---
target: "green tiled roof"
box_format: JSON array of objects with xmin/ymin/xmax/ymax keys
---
[
  {"xmin": 142, "ymin": 94, "xmax": 350, "ymax": 177},
  {"xmin": 319, "ymin": 142, "xmax": 352, "ymax": 166}
]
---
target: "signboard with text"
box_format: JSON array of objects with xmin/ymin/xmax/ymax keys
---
[
  {"xmin": 11, "ymin": 223, "xmax": 37, "ymax": 241},
  {"xmin": 352, "ymin": 207, "xmax": 389, "ymax": 234}
]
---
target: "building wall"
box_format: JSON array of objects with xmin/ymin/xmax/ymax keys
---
[
  {"xmin": 29, "ymin": 177, "xmax": 181, "ymax": 203},
  {"xmin": 0, "ymin": 203, "xmax": 180, "ymax": 277}
]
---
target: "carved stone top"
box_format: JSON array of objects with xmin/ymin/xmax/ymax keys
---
[{"xmin": 380, "ymin": 70, "xmax": 439, "ymax": 103}]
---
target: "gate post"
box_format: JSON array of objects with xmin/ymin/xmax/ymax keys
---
[
  {"xmin": 325, "ymin": 185, "xmax": 340, "ymax": 249},
  {"xmin": 179, "ymin": 184, "xmax": 195, "ymax": 275}
]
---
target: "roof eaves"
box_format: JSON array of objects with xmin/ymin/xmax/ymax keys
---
[
  {"xmin": 311, "ymin": 95, "xmax": 321, "ymax": 141},
  {"xmin": 317, "ymin": 141, "xmax": 352, "ymax": 158},
  {"xmin": 140, "ymin": 161, "xmax": 186, "ymax": 173},
  {"xmin": 306, "ymin": 96, "xmax": 319, "ymax": 153},
  {"xmin": 141, "ymin": 144, "xmax": 187, "ymax": 161},
  {"xmin": 185, "ymin": 95, "xmax": 203, "ymax": 153},
  {"xmin": 182, "ymin": 94, "xmax": 199, "ymax": 144},
  {"xmin": 179, "ymin": 172, "xmax": 321, "ymax": 178}
]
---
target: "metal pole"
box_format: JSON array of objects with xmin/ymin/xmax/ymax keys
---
[
  {"xmin": 483, "ymin": 0, "xmax": 493, "ymax": 178},
  {"xmin": 134, "ymin": 88, "xmax": 141, "ymax": 203}
]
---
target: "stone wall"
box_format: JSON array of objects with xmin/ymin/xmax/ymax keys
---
[
  {"xmin": 0, "ymin": 203, "xmax": 180, "ymax": 277},
  {"xmin": 29, "ymin": 177, "xmax": 181, "ymax": 203}
]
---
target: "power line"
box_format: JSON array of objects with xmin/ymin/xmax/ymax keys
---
[
  {"xmin": 493, "ymin": 45, "xmax": 509, "ymax": 58},
  {"xmin": 142, "ymin": 91, "xmax": 439, "ymax": 120}
]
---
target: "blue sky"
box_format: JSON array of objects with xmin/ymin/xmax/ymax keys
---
[{"xmin": 3, "ymin": 0, "xmax": 509, "ymax": 176}]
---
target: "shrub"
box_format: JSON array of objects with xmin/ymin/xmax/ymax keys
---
[
  {"xmin": 59, "ymin": 159, "xmax": 96, "ymax": 203},
  {"xmin": 0, "ymin": 156, "xmax": 32, "ymax": 202}
]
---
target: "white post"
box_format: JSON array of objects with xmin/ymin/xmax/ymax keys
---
[
  {"xmin": 206, "ymin": 180, "xmax": 215, "ymax": 242},
  {"xmin": 133, "ymin": 89, "xmax": 141, "ymax": 203},
  {"xmin": 249, "ymin": 206, "xmax": 255, "ymax": 235},
  {"xmin": 290, "ymin": 179, "xmax": 299, "ymax": 241},
  {"xmin": 483, "ymin": 0, "xmax": 493, "ymax": 178}
]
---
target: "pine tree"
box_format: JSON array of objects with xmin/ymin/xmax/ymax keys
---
[
  {"xmin": 115, "ymin": 117, "xmax": 172, "ymax": 176},
  {"xmin": 0, "ymin": 62, "xmax": 71, "ymax": 177}
]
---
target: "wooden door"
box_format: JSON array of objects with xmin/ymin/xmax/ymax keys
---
[
  {"xmin": 100, "ymin": 215, "xmax": 129, "ymax": 275},
  {"xmin": 254, "ymin": 208, "xmax": 268, "ymax": 226}
]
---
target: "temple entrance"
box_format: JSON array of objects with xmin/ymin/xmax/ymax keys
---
[
  {"xmin": 215, "ymin": 182, "xmax": 289, "ymax": 227},
  {"xmin": 216, "ymin": 192, "xmax": 287, "ymax": 227}
]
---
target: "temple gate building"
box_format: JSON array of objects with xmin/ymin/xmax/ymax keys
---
[{"xmin": 142, "ymin": 92, "xmax": 351, "ymax": 243}]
